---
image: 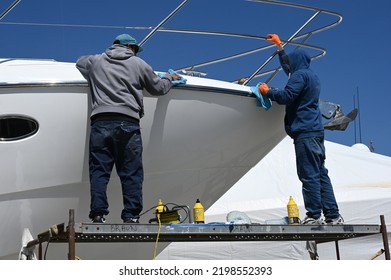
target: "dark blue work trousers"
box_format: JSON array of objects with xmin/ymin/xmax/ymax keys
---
[
  {"xmin": 88, "ymin": 120, "xmax": 143, "ymax": 222},
  {"xmin": 294, "ymin": 136, "xmax": 339, "ymax": 220}
]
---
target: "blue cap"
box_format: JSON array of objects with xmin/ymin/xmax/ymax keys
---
[{"xmin": 114, "ymin": 34, "xmax": 143, "ymax": 53}]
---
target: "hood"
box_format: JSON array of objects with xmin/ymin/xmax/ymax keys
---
[
  {"xmin": 287, "ymin": 49, "xmax": 311, "ymax": 73},
  {"xmin": 105, "ymin": 44, "xmax": 135, "ymax": 60}
]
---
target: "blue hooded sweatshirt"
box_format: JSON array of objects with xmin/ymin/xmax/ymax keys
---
[{"xmin": 266, "ymin": 49, "xmax": 324, "ymax": 140}]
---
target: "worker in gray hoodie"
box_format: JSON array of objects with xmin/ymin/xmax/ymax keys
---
[
  {"xmin": 76, "ymin": 34, "xmax": 185, "ymax": 223},
  {"xmin": 258, "ymin": 34, "xmax": 342, "ymax": 225}
]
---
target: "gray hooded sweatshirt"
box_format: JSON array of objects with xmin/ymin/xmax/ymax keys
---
[{"xmin": 76, "ymin": 44, "xmax": 174, "ymax": 120}]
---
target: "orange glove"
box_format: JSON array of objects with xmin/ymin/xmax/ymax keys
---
[
  {"xmin": 267, "ymin": 34, "xmax": 281, "ymax": 46},
  {"xmin": 258, "ymin": 83, "xmax": 269, "ymax": 96}
]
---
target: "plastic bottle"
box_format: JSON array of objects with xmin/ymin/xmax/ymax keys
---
[
  {"xmin": 193, "ymin": 198, "xmax": 205, "ymax": 224},
  {"xmin": 287, "ymin": 196, "xmax": 300, "ymax": 225}
]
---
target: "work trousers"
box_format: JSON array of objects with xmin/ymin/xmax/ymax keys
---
[
  {"xmin": 294, "ymin": 136, "xmax": 339, "ymax": 220},
  {"xmin": 88, "ymin": 120, "xmax": 143, "ymax": 222}
]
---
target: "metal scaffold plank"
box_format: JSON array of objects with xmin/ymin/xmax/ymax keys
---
[
  {"xmin": 43, "ymin": 221, "xmax": 381, "ymax": 243},
  {"xmin": 29, "ymin": 210, "xmax": 389, "ymax": 260}
]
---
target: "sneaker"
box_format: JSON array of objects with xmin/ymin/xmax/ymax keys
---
[
  {"xmin": 325, "ymin": 215, "xmax": 344, "ymax": 225},
  {"xmin": 92, "ymin": 215, "xmax": 106, "ymax": 223},
  {"xmin": 301, "ymin": 216, "xmax": 325, "ymax": 225},
  {"xmin": 124, "ymin": 218, "xmax": 139, "ymax": 224}
]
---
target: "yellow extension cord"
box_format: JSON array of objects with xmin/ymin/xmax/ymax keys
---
[{"xmin": 153, "ymin": 214, "xmax": 162, "ymax": 259}]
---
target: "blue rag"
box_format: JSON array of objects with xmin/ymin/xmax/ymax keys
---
[
  {"xmin": 159, "ymin": 69, "xmax": 187, "ymax": 86},
  {"xmin": 250, "ymin": 82, "xmax": 272, "ymax": 110}
]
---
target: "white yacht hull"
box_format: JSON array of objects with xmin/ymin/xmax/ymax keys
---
[{"xmin": 0, "ymin": 59, "xmax": 285, "ymax": 259}]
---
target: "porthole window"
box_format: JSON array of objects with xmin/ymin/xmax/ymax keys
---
[{"xmin": 0, "ymin": 115, "xmax": 39, "ymax": 141}]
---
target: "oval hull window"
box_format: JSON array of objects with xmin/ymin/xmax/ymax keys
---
[{"xmin": 0, "ymin": 115, "xmax": 39, "ymax": 141}]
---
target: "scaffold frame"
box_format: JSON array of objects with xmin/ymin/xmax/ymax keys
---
[{"xmin": 27, "ymin": 209, "xmax": 390, "ymax": 260}]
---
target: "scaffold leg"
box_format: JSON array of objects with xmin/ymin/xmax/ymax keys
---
[
  {"xmin": 380, "ymin": 215, "xmax": 390, "ymax": 260},
  {"xmin": 68, "ymin": 209, "xmax": 75, "ymax": 260}
]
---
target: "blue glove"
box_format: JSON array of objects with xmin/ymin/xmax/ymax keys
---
[{"xmin": 250, "ymin": 82, "xmax": 272, "ymax": 110}]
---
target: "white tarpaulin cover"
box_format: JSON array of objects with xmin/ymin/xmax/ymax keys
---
[{"xmin": 157, "ymin": 137, "xmax": 391, "ymax": 260}]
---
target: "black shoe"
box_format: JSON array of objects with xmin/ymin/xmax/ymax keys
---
[
  {"xmin": 124, "ymin": 218, "xmax": 139, "ymax": 223},
  {"xmin": 92, "ymin": 215, "xmax": 106, "ymax": 223}
]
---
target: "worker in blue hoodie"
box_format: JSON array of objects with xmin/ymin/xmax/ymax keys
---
[
  {"xmin": 259, "ymin": 34, "xmax": 343, "ymax": 225},
  {"xmin": 76, "ymin": 34, "xmax": 185, "ymax": 224}
]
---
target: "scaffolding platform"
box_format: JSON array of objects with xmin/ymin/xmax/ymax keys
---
[
  {"xmin": 27, "ymin": 209, "xmax": 390, "ymax": 260},
  {"xmin": 41, "ymin": 222, "xmax": 383, "ymax": 243}
]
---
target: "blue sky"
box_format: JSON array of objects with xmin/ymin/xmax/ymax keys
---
[{"xmin": 1, "ymin": 0, "xmax": 391, "ymax": 156}]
